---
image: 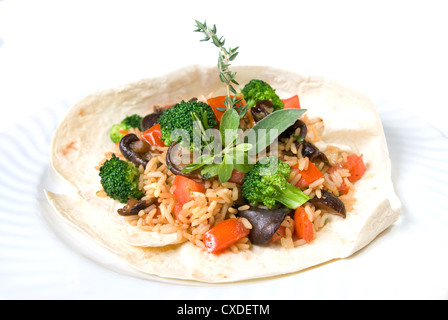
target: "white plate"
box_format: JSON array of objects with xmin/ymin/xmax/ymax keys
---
[{"xmin": 1, "ymin": 97, "xmax": 447, "ymax": 300}]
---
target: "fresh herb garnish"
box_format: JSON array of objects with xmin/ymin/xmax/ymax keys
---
[
  {"xmin": 186, "ymin": 20, "xmax": 308, "ymax": 184},
  {"xmin": 182, "ymin": 108, "xmax": 307, "ymax": 183},
  {"xmin": 194, "ymin": 20, "xmax": 242, "ymax": 112},
  {"xmin": 219, "ymin": 108, "xmax": 240, "ymax": 147},
  {"xmin": 247, "ymin": 109, "xmax": 307, "ymax": 154},
  {"xmin": 183, "ymin": 108, "xmax": 254, "ymax": 183}
]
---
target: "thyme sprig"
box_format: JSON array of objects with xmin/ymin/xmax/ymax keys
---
[{"xmin": 194, "ymin": 20, "xmax": 243, "ymax": 111}]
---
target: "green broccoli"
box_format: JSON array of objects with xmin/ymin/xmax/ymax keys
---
[
  {"xmin": 240, "ymin": 79, "xmax": 284, "ymax": 111},
  {"xmin": 99, "ymin": 154, "xmax": 144, "ymax": 203},
  {"xmin": 242, "ymin": 156, "xmax": 309, "ymax": 209},
  {"xmin": 157, "ymin": 100, "xmax": 218, "ymax": 148},
  {"xmin": 110, "ymin": 114, "xmax": 143, "ymax": 143}
]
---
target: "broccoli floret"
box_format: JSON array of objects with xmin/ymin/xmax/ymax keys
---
[
  {"xmin": 109, "ymin": 114, "xmax": 143, "ymax": 143},
  {"xmin": 99, "ymin": 154, "xmax": 144, "ymax": 203},
  {"xmin": 242, "ymin": 156, "xmax": 309, "ymax": 209},
  {"xmin": 121, "ymin": 114, "xmax": 143, "ymax": 129},
  {"xmin": 157, "ymin": 100, "xmax": 218, "ymax": 148},
  {"xmin": 241, "ymin": 79, "xmax": 284, "ymax": 111},
  {"xmin": 110, "ymin": 124, "xmax": 127, "ymax": 143}
]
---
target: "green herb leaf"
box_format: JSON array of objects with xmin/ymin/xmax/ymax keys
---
[
  {"xmin": 246, "ymin": 109, "xmax": 307, "ymax": 153},
  {"xmin": 182, "ymin": 154, "xmax": 215, "ymax": 173},
  {"xmin": 219, "ymin": 72, "xmax": 227, "ymax": 83},
  {"xmin": 233, "ymin": 150, "xmax": 253, "ymax": 173},
  {"xmin": 237, "ymin": 105, "xmax": 249, "ymax": 119},
  {"xmin": 201, "ymin": 163, "xmax": 220, "ymax": 180},
  {"xmin": 220, "ymin": 108, "xmax": 240, "ymax": 147},
  {"xmin": 194, "ymin": 20, "xmax": 240, "ymax": 110},
  {"xmin": 192, "ymin": 112, "xmax": 216, "ymax": 153},
  {"xmin": 234, "ymin": 143, "xmax": 253, "ymax": 153},
  {"xmin": 218, "ymin": 153, "xmax": 234, "ymax": 183}
]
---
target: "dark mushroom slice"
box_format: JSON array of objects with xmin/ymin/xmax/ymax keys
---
[
  {"xmin": 130, "ymin": 139, "xmax": 150, "ymax": 154},
  {"xmin": 300, "ymin": 140, "xmax": 331, "ymax": 166},
  {"xmin": 251, "ymin": 100, "xmax": 272, "ymax": 122},
  {"xmin": 308, "ymin": 189, "xmax": 346, "ymax": 218},
  {"xmin": 166, "ymin": 142, "xmax": 204, "ymax": 183},
  {"xmin": 117, "ymin": 198, "xmax": 157, "ymax": 216},
  {"xmin": 280, "ymin": 119, "xmax": 308, "ymax": 142},
  {"xmin": 119, "ymin": 134, "xmax": 151, "ymax": 168},
  {"xmin": 238, "ymin": 206, "xmax": 292, "ymax": 245},
  {"xmin": 232, "ymin": 185, "xmax": 247, "ymax": 208},
  {"xmin": 141, "ymin": 108, "xmax": 165, "ymax": 132}
]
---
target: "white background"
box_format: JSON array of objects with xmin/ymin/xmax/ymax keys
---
[
  {"xmin": 1, "ymin": 0, "xmax": 447, "ymax": 135},
  {"xmin": 1, "ymin": 0, "xmax": 448, "ymax": 300}
]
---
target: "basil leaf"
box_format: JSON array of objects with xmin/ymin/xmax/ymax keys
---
[
  {"xmin": 246, "ymin": 109, "xmax": 307, "ymax": 154},
  {"xmin": 182, "ymin": 154, "xmax": 215, "ymax": 173},
  {"xmin": 234, "ymin": 143, "xmax": 253, "ymax": 153},
  {"xmin": 182, "ymin": 163, "xmax": 204, "ymax": 173},
  {"xmin": 220, "ymin": 108, "xmax": 240, "ymax": 147},
  {"xmin": 201, "ymin": 163, "xmax": 220, "ymax": 179},
  {"xmin": 233, "ymin": 150, "xmax": 253, "ymax": 173},
  {"xmin": 218, "ymin": 153, "xmax": 234, "ymax": 182}
]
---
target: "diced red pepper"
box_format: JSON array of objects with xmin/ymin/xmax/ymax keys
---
[
  {"xmin": 173, "ymin": 202, "xmax": 184, "ymax": 220},
  {"xmin": 292, "ymin": 161, "xmax": 324, "ymax": 189},
  {"xmin": 282, "ymin": 95, "xmax": 301, "ymax": 109},
  {"xmin": 294, "ymin": 207, "xmax": 314, "ymax": 243},
  {"xmin": 141, "ymin": 123, "xmax": 165, "ymax": 147},
  {"xmin": 344, "ymin": 154, "xmax": 366, "ymax": 182},
  {"xmin": 203, "ymin": 218, "xmax": 250, "ymax": 253},
  {"xmin": 338, "ymin": 183, "xmax": 351, "ymax": 195},
  {"xmin": 207, "ymin": 96, "xmax": 246, "ymax": 123},
  {"xmin": 173, "ymin": 175, "xmax": 206, "ymax": 205},
  {"xmin": 207, "ymin": 96, "xmax": 227, "ymax": 123},
  {"xmin": 270, "ymin": 226, "xmax": 286, "ymax": 244},
  {"xmin": 228, "ymin": 169, "xmax": 245, "ymax": 185}
]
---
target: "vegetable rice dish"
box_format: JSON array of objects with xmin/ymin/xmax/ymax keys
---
[
  {"xmin": 96, "ymin": 79, "xmax": 366, "ymax": 254},
  {"xmin": 44, "ymin": 20, "xmax": 401, "ymax": 282}
]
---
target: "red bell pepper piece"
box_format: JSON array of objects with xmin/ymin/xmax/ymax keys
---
[
  {"xmin": 141, "ymin": 123, "xmax": 165, "ymax": 147},
  {"xmin": 292, "ymin": 161, "xmax": 324, "ymax": 189},
  {"xmin": 294, "ymin": 207, "xmax": 314, "ymax": 243},
  {"xmin": 344, "ymin": 154, "xmax": 366, "ymax": 182},
  {"xmin": 228, "ymin": 169, "xmax": 245, "ymax": 185},
  {"xmin": 207, "ymin": 96, "xmax": 246, "ymax": 123},
  {"xmin": 282, "ymin": 95, "xmax": 301, "ymax": 109},
  {"xmin": 173, "ymin": 175, "xmax": 206, "ymax": 205},
  {"xmin": 203, "ymin": 218, "xmax": 250, "ymax": 253},
  {"xmin": 207, "ymin": 96, "xmax": 227, "ymax": 123}
]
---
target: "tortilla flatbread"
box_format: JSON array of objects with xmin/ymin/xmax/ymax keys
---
[{"xmin": 45, "ymin": 65, "xmax": 401, "ymax": 283}]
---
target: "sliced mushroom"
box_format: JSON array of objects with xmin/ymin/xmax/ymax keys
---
[
  {"xmin": 117, "ymin": 198, "xmax": 157, "ymax": 216},
  {"xmin": 131, "ymin": 139, "xmax": 150, "ymax": 154},
  {"xmin": 251, "ymin": 100, "xmax": 272, "ymax": 122},
  {"xmin": 141, "ymin": 108, "xmax": 165, "ymax": 132},
  {"xmin": 308, "ymin": 189, "xmax": 346, "ymax": 218},
  {"xmin": 280, "ymin": 119, "xmax": 329, "ymax": 167},
  {"xmin": 281, "ymin": 119, "xmax": 308, "ymax": 142},
  {"xmin": 300, "ymin": 140, "xmax": 331, "ymax": 166},
  {"xmin": 238, "ymin": 205, "xmax": 292, "ymax": 245},
  {"xmin": 119, "ymin": 134, "xmax": 151, "ymax": 168},
  {"xmin": 232, "ymin": 185, "xmax": 247, "ymax": 208},
  {"xmin": 166, "ymin": 142, "xmax": 204, "ymax": 183}
]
